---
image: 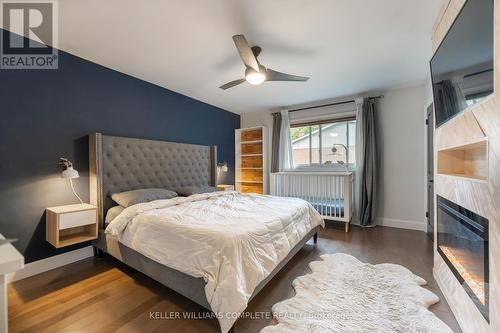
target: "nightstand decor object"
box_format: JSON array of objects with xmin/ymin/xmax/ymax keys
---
[
  {"xmin": 217, "ymin": 162, "xmax": 229, "ymax": 172},
  {"xmin": 217, "ymin": 162, "xmax": 229, "ymax": 186},
  {"xmin": 60, "ymin": 157, "xmax": 84, "ymax": 204},
  {"xmin": 46, "ymin": 204, "xmax": 98, "ymax": 248}
]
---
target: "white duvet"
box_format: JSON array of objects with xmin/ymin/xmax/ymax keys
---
[{"xmin": 105, "ymin": 191, "xmax": 324, "ymax": 333}]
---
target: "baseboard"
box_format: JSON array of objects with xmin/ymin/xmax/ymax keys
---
[
  {"xmin": 6, "ymin": 246, "xmax": 94, "ymax": 283},
  {"xmin": 376, "ymin": 218, "xmax": 426, "ymax": 232}
]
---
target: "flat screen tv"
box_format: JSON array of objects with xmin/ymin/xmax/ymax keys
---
[{"xmin": 431, "ymin": 0, "xmax": 494, "ymax": 128}]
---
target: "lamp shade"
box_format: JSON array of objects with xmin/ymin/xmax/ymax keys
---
[
  {"xmin": 218, "ymin": 162, "xmax": 228, "ymax": 172},
  {"xmin": 61, "ymin": 166, "xmax": 79, "ymax": 179}
]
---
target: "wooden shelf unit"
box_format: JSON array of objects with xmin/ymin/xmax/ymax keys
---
[
  {"xmin": 437, "ymin": 137, "xmax": 488, "ymax": 181},
  {"xmin": 236, "ymin": 126, "xmax": 269, "ymax": 194}
]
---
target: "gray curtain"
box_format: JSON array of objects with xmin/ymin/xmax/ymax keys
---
[
  {"xmin": 271, "ymin": 112, "xmax": 282, "ymax": 173},
  {"xmin": 357, "ymin": 98, "xmax": 379, "ymax": 226},
  {"xmin": 436, "ymin": 80, "xmax": 460, "ymax": 123}
]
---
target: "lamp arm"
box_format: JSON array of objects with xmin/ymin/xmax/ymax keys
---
[{"xmin": 69, "ymin": 178, "xmax": 84, "ymax": 204}]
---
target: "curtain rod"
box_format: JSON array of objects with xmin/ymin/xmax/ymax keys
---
[{"xmin": 286, "ymin": 95, "xmax": 384, "ymax": 113}]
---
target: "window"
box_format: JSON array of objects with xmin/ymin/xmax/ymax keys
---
[{"xmin": 290, "ymin": 119, "xmax": 356, "ymax": 168}]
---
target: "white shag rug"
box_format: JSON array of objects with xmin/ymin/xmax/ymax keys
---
[{"xmin": 260, "ymin": 253, "xmax": 452, "ymax": 333}]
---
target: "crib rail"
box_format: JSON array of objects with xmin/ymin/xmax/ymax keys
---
[{"xmin": 271, "ymin": 172, "xmax": 353, "ymax": 224}]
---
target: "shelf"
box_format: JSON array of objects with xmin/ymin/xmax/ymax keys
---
[
  {"xmin": 437, "ymin": 138, "xmax": 488, "ymax": 181},
  {"xmin": 237, "ymin": 180, "xmax": 263, "ymax": 184},
  {"xmin": 240, "ymin": 128, "xmax": 263, "ymax": 142},
  {"xmin": 238, "ymin": 182, "xmax": 263, "ymax": 194},
  {"xmin": 240, "ymin": 155, "xmax": 263, "ymax": 168},
  {"xmin": 241, "ymin": 142, "xmax": 263, "ymax": 155},
  {"xmin": 59, "ymin": 230, "xmax": 96, "ymax": 247},
  {"xmin": 437, "ymin": 173, "xmax": 488, "ymax": 183},
  {"xmin": 438, "ymin": 137, "xmax": 488, "ymax": 152},
  {"xmin": 241, "ymin": 140, "xmax": 263, "ymax": 144}
]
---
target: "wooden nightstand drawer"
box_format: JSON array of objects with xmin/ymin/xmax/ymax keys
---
[{"xmin": 59, "ymin": 210, "xmax": 96, "ymax": 230}]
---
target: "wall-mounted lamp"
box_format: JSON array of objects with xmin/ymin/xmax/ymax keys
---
[
  {"xmin": 60, "ymin": 158, "xmax": 84, "ymax": 204},
  {"xmin": 217, "ymin": 162, "xmax": 228, "ymax": 172}
]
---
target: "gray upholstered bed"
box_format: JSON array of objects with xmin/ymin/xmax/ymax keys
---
[{"xmin": 89, "ymin": 133, "xmax": 320, "ymax": 331}]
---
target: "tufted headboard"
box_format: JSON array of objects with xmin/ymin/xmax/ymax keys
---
[{"xmin": 89, "ymin": 133, "xmax": 217, "ymax": 227}]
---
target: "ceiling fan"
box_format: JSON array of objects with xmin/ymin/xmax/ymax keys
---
[{"xmin": 219, "ymin": 34, "xmax": 309, "ymax": 90}]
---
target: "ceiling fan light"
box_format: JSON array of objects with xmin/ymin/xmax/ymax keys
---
[{"xmin": 246, "ymin": 71, "xmax": 266, "ymax": 85}]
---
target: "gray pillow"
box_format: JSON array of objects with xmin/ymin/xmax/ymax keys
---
[
  {"xmin": 111, "ymin": 188, "xmax": 178, "ymax": 207},
  {"xmin": 175, "ymin": 186, "xmax": 218, "ymax": 196}
]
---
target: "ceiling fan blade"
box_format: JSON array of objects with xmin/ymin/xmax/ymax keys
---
[
  {"xmin": 219, "ymin": 78, "xmax": 246, "ymax": 90},
  {"xmin": 232, "ymin": 34, "xmax": 260, "ymax": 72},
  {"xmin": 266, "ymin": 69, "xmax": 309, "ymax": 82}
]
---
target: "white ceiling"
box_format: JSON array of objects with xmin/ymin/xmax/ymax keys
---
[{"xmin": 48, "ymin": 1, "xmax": 443, "ymax": 113}]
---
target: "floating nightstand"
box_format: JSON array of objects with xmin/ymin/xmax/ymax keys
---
[
  {"xmin": 217, "ymin": 184, "xmax": 235, "ymax": 191},
  {"xmin": 46, "ymin": 203, "xmax": 98, "ymax": 248}
]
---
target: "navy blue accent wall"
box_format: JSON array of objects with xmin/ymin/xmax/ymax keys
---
[{"xmin": 0, "ymin": 30, "xmax": 240, "ymax": 263}]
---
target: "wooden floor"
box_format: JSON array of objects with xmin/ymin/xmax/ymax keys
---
[{"xmin": 8, "ymin": 225, "xmax": 461, "ymax": 333}]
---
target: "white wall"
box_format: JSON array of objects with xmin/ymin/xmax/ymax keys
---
[
  {"xmin": 240, "ymin": 83, "xmax": 429, "ymax": 231},
  {"xmin": 241, "ymin": 110, "xmax": 273, "ymax": 132},
  {"xmin": 376, "ymin": 84, "xmax": 427, "ymax": 231}
]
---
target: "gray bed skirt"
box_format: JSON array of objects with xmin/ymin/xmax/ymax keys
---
[{"xmin": 93, "ymin": 226, "xmax": 321, "ymax": 311}]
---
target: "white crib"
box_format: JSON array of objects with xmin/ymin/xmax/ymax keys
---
[{"xmin": 270, "ymin": 171, "xmax": 353, "ymax": 232}]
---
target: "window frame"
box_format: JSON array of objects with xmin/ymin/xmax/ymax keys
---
[{"xmin": 290, "ymin": 116, "xmax": 356, "ymax": 170}]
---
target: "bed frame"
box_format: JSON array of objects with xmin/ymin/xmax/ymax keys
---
[{"xmin": 89, "ymin": 133, "xmax": 320, "ymax": 330}]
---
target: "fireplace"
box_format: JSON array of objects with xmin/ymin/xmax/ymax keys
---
[{"xmin": 437, "ymin": 195, "xmax": 489, "ymax": 321}]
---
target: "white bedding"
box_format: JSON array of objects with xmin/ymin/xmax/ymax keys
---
[{"xmin": 105, "ymin": 191, "xmax": 324, "ymax": 333}]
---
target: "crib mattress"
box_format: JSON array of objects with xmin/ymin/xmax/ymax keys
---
[{"xmin": 308, "ymin": 198, "xmax": 345, "ymax": 218}]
